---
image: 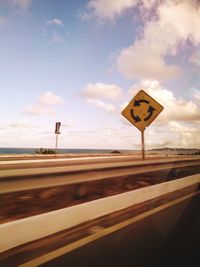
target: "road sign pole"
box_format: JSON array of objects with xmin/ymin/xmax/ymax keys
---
[
  {"xmin": 54, "ymin": 122, "xmax": 61, "ymax": 159},
  {"xmin": 55, "ymin": 133, "xmax": 58, "ymax": 158},
  {"xmin": 141, "ymin": 131, "xmax": 145, "ymax": 161}
]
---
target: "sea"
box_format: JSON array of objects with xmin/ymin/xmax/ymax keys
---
[
  {"xmin": 0, "ymin": 147, "xmax": 198, "ymax": 155},
  {"xmin": 0, "ymin": 147, "xmax": 133, "ymax": 155}
]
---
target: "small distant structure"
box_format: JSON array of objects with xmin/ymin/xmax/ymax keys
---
[{"xmin": 111, "ymin": 150, "xmax": 121, "ymax": 154}]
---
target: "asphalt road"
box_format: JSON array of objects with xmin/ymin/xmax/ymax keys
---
[
  {"xmin": 41, "ymin": 194, "xmax": 200, "ymax": 267},
  {"xmin": 0, "ymin": 188, "xmax": 199, "ymax": 266}
]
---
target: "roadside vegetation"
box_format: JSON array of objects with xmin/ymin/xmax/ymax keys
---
[{"xmin": 35, "ymin": 148, "xmax": 56, "ymax": 154}]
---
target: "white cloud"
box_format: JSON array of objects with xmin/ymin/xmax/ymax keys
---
[
  {"xmin": 117, "ymin": 0, "xmax": 200, "ymax": 80},
  {"xmin": 23, "ymin": 92, "xmax": 64, "ymax": 117},
  {"xmin": 168, "ymin": 121, "xmax": 200, "ymax": 148},
  {"xmin": 0, "ymin": 123, "xmax": 8, "ymax": 130},
  {"xmin": 87, "ymin": 99, "xmax": 116, "ymax": 113},
  {"xmin": 39, "ymin": 91, "xmax": 64, "ymax": 106},
  {"xmin": 87, "ymin": 0, "xmax": 138, "ymax": 21},
  {"xmin": 117, "ymin": 42, "xmax": 181, "ymax": 80},
  {"xmin": 58, "ymin": 127, "xmax": 141, "ymax": 150},
  {"xmin": 82, "ymin": 82, "xmax": 122, "ymax": 101},
  {"xmin": 45, "ymin": 17, "xmax": 67, "ymax": 44},
  {"xmin": 157, "ymin": 1, "xmax": 200, "ymax": 44},
  {"xmin": 23, "ymin": 104, "xmax": 55, "ymax": 117},
  {"xmin": 59, "ymin": 120, "xmax": 200, "ymax": 149},
  {"xmin": 189, "ymin": 48, "xmax": 200, "ymax": 68},
  {"xmin": 141, "ymin": 0, "xmax": 157, "ymax": 10},
  {"xmin": 128, "ymin": 79, "xmax": 200, "ymax": 123},
  {"xmin": 85, "ymin": 1, "xmax": 200, "ymax": 80},
  {"xmin": 9, "ymin": 119, "xmax": 35, "ymax": 128},
  {"xmin": 144, "ymin": 122, "xmax": 200, "ymax": 149},
  {"xmin": 169, "ymin": 121, "xmax": 195, "ymax": 134},
  {"xmin": 85, "ymin": 0, "xmax": 162, "ymax": 22},
  {"xmin": 0, "ymin": 120, "xmax": 35, "ymax": 130},
  {"xmin": 46, "ymin": 18, "xmax": 63, "ymax": 26},
  {"xmin": 82, "ymin": 82, "xmax": 122, "ymax": 113},
  {"xmin": 193, "ymin": 89, "xmax": 200, "ymax": 101},
  {"xmin": 45, "ymin": 18, "xmax": 66, "ymax": 44},
  {"xmin": 0, "ymin": 122, "xmax": 59, "ymax": 148}
]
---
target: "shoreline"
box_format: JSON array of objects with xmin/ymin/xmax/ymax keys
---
[
  {"xmin": 0, "ymin": 152, "xmax": 136, "ymax": 161},
  {"xmin": 0, "ymin": 153, "xmax": 191, "ymax": 162}
]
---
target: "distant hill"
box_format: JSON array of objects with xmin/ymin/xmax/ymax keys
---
[{"xmin": 148, "ymin": 147, "xmax": 200, "ymax": 155}]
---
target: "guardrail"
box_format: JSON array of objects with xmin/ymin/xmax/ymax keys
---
[
  {"xmin": 0, "ymin": 157, "xmax": 200, "ymax": 224},
  {"xmin": 1, "ymin": 157, "xmax": 200, "ymax": 192}
]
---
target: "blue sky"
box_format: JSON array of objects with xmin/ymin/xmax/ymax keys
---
[{"xmin": 0, "ymin": 0, "xmax": 200, "ymax": 149}]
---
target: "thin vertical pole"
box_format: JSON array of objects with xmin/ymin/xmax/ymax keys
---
[
  {"xmin": 141, "ymin": 130, "xmax": 145, "ymax": 160},
  {"xmin": 55, "ymin": 133, "xmax": 58, "ymax": 158}
]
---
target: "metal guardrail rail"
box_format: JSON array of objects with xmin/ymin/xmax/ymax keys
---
[
  {"xmin": 0, "ymin": 157, "xmax": 200, "ymax": 224},
  {"xmin": 1, "ymin": 157, "xmax": 200, "ymax": 193}
]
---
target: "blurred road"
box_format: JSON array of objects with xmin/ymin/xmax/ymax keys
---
[
  {"xmin": 0, "ymin": 187, "xmax": 199, "ymax": 267},
  {"xmin": 0, "ymin": 156, "xmax": 199, "ymax": 267},
  {"xmin": 1, "ymin": 156, "xmax": 200, "ymax": 224},
  {"xmin": 41, "ymin": 193, "xmax": 200, "ymax": 267},
  {"xmin": 11, "ymin": 192, "xmax": 198, "ymax": 267}
]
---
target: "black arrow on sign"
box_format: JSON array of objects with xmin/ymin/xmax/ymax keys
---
[
  {"xmin": 130, "ymin": 109, "xmax": 141, "ymax": 122},
  {"xmin": 144, "ymin": 106, "xmax": 155, "ymax": 121},
  {"xmin": 134, "ymin": 99, "xmax": 149, "ymax": 106}
]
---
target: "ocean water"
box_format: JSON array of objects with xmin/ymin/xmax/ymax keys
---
[
  {"xmin": 0, "ymin": 147, "xmax": 131, "ymax": 155},
  {"xmin": 0, "ymin": 147, "xmax": 198, "ymax": 155}
]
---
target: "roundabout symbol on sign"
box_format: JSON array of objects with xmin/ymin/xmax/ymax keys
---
[{"xmin": 130, "ymin": 99, "xmax": 156, "ymax": 123}]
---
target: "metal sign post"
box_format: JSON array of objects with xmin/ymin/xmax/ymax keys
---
[
  {"xmin": 55, "ymin": 133, "xmax": 58, "ymax": 158},
  {"xmin": 55, "ymin": 122, "xmax": 61, "ymax": 158},
  {"xmin": 121, "ymin": 90, "xmax": 164, "ymax": 161},
  {"xmin": 141, "ymin": 131, "xmax": 145, "ymax": 161}
]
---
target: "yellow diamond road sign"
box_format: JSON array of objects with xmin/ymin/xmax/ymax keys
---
[{"xmin": 122, "ymin": 90, "xmax": 164, "ymax": 132}]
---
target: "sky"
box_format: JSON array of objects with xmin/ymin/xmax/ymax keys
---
[{"xmin": 0, "ymin": 0, "xmax": 200, "ymax": 150}]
